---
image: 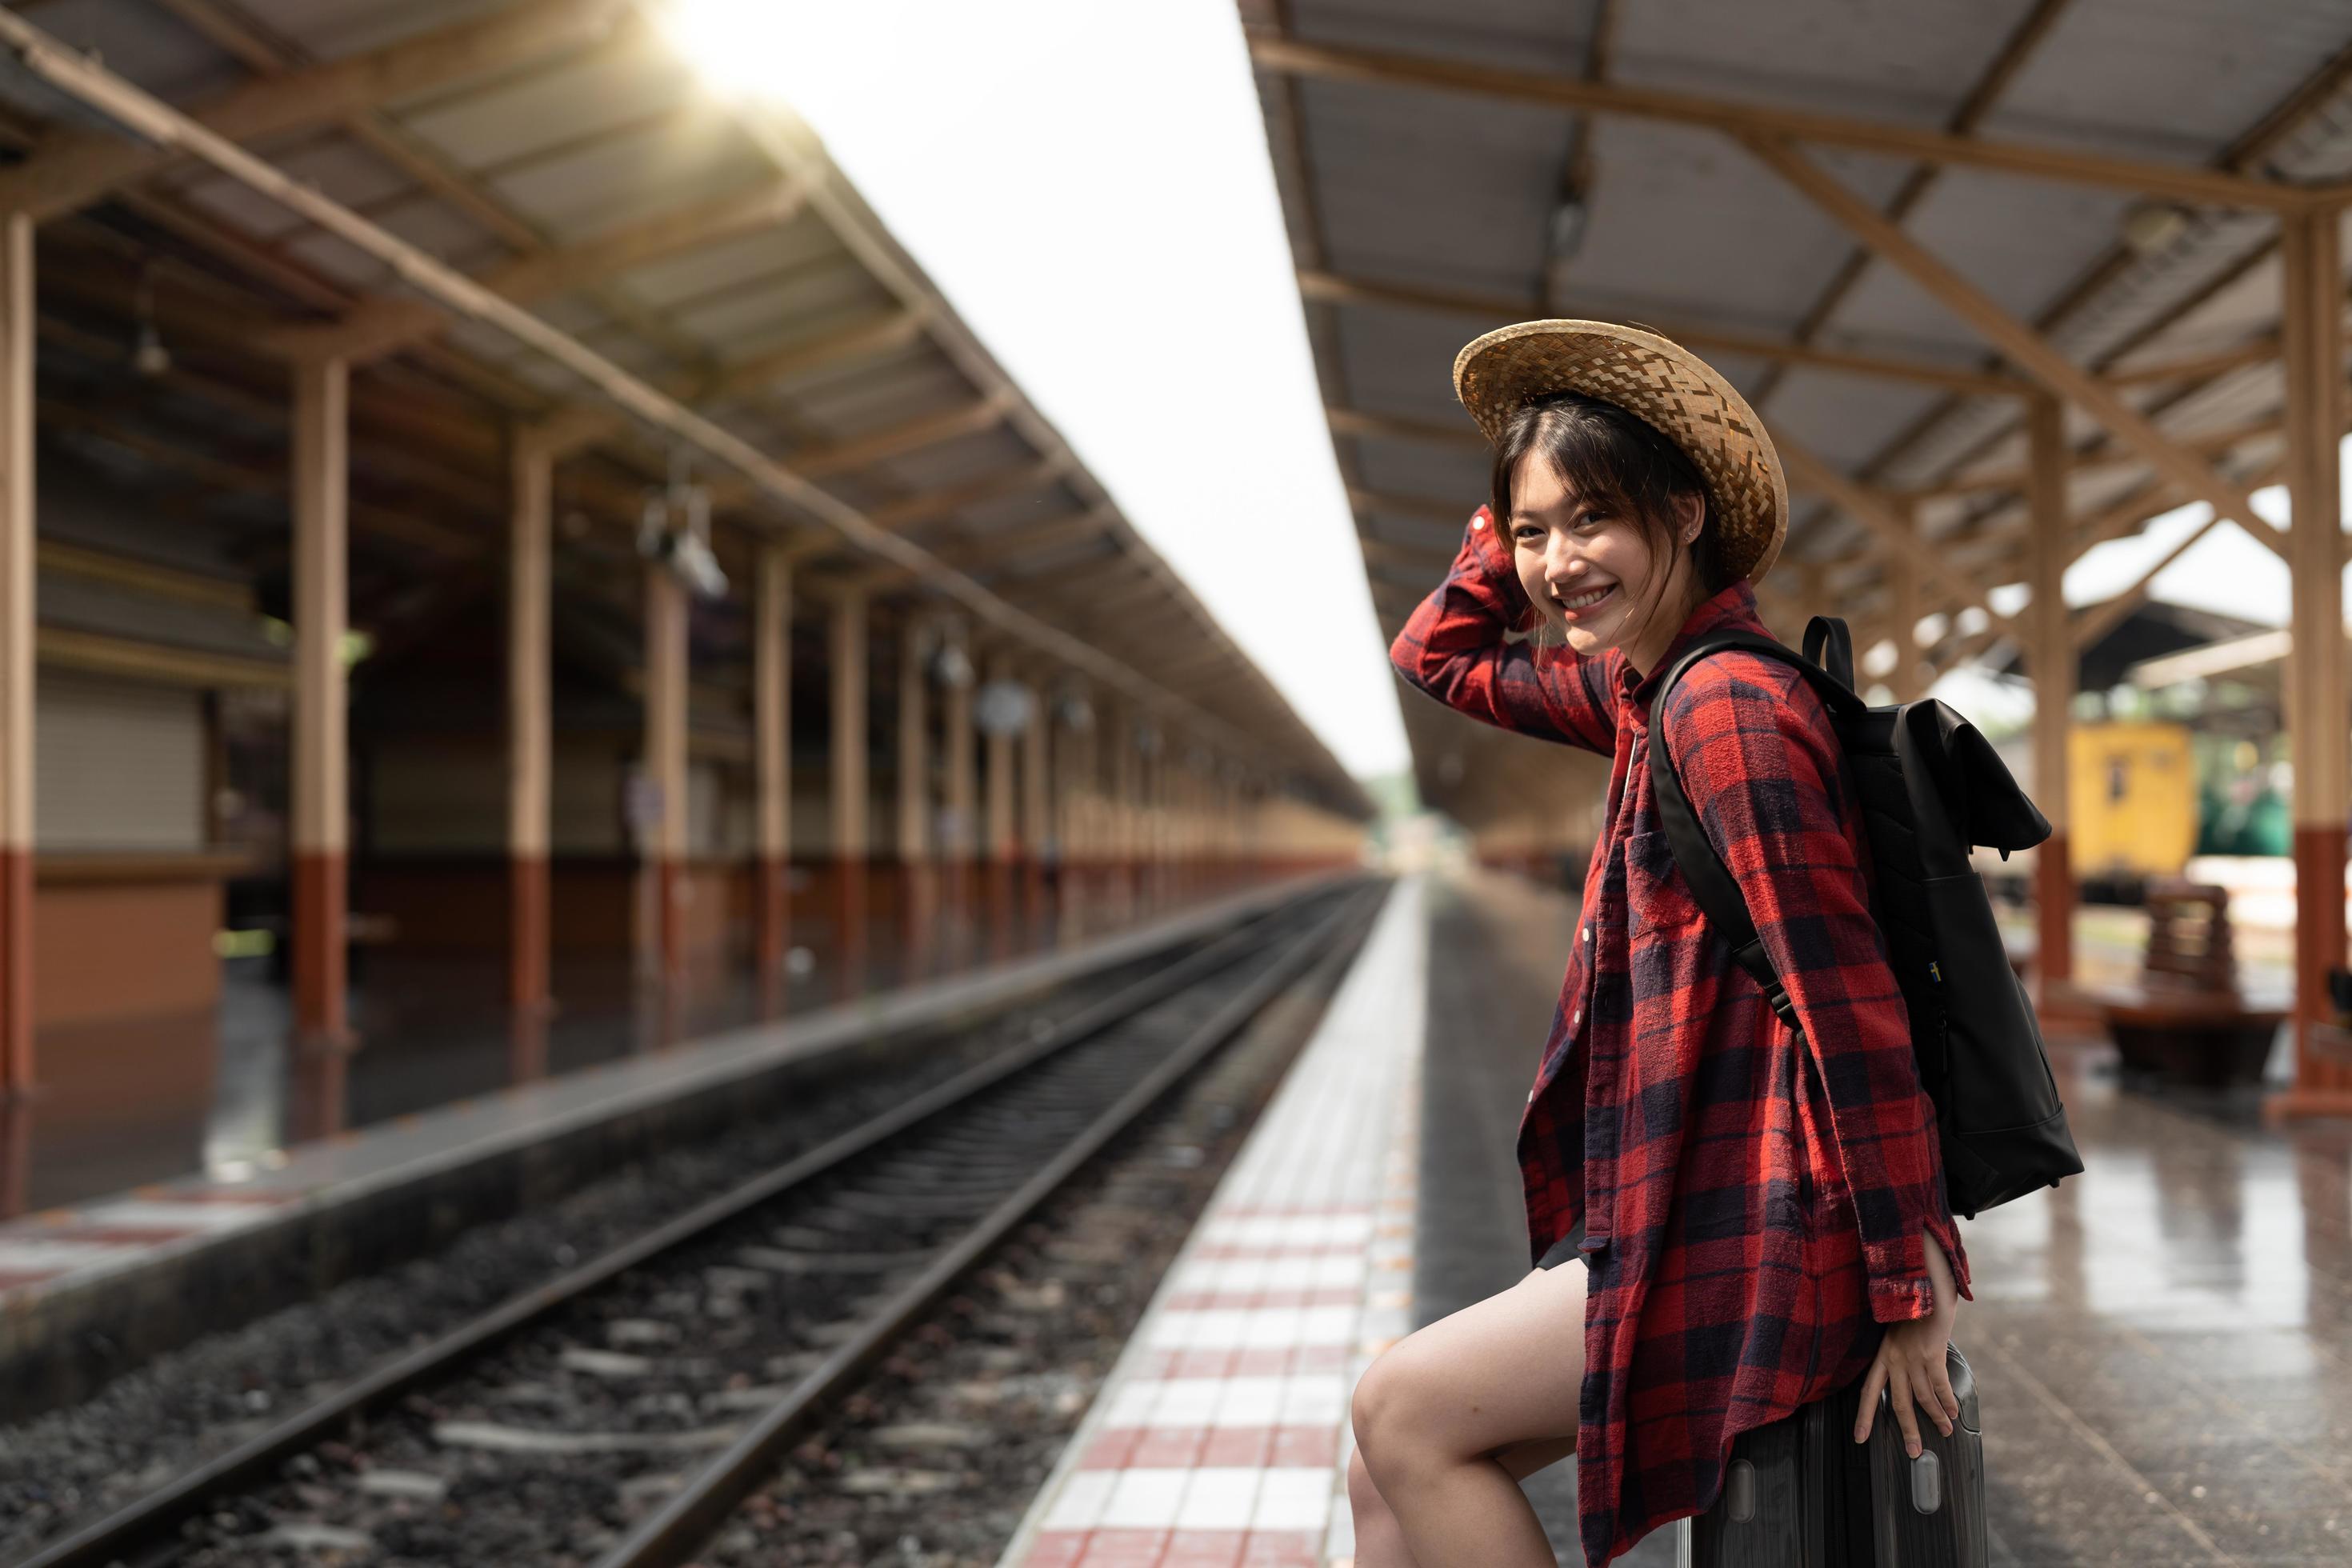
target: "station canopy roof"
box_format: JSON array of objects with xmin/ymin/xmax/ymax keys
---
[
  {"xmin": 0, "ymin": 0, "xmax": 1365, "ymax": 818},
  {"xmin": 1242, "ymin": 0, "xmax": 2352, "ymax": 834}
]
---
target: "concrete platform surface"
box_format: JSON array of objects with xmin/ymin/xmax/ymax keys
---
[{"xmin": 998, "ymin": 867, "xmax": 2352, "ymax": 1566}]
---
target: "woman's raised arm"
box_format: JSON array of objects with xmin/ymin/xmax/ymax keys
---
[{"xmin": 1387, "ymin": 506, "xmax": 1619, "ymax": 754}]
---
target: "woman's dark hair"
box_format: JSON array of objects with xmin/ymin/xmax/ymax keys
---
[{"xmin": 1488, "ymin": 392, "xmax": 1731, "ymax": 629}]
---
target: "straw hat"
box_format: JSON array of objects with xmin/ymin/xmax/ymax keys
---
[{"xmin": 1454, "ymin": 320, "xmax": 1787, "ymax": 584}]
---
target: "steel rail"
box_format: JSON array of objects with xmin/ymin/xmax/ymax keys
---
[
  {"xmin": 14, "ymin": 884, "xmax": 1362, "ymax": 1568},
  {"xmin": 595, "ymin": 886, "xmax": 1378, "ymax": 1568},
  {"xmin": 0, "ymin": 8, "xmax": 1274, "ymax": 774}
]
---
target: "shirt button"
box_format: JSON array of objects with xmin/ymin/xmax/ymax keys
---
[
  {"xmin": 1582, "ymin": 926, "xmax": 1591, "ymax": 942},
  {"xmin": 1472, "ymin": 514, "xmax": 1486, "ymax": 530},
  {"xmin": 1572, "ymin": 1010, "xmax": 1582, "ymax": 1026}
]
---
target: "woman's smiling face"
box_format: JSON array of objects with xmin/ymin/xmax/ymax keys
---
[{"xmin": 1506, "ymin": 449, "xmax": 1702, "ymax": 666}]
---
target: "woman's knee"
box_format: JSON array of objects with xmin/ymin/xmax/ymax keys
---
[
  {"xmin": 1346, "ymin": 1446, "xmax": 1386, "ymax": 1514},
  {"xmin": 1350, "ymin": 1341, "xmax": 1438, "ymax": 1476}
]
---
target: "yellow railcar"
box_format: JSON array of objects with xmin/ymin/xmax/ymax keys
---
[{"xmin": 2068, "ymin": 722, "xmax": 2196, "ymax": 885}]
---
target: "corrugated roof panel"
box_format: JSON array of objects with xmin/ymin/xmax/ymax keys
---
[
  {"xmin": 1819, "ymin": 167, "xmax": 2138, "ymax": 350},
  {"xmin": 1353, "ymin": 440, "xmax": 1484, "ymax": 505},
  {"xmin": 661, "ymin": 257, "xmax": 879, "ymax": 352},
  {"xmin": 487, "ymin": 120, "xmax": 763, "ymax": 235},
  {"xmin": 1562, "ymin": 130, "xmax": 1912, "ymax": 335},
  {"xmin": 614, "ymin": 217, "xmax": 842, "ymax": 311},
  {"xmin": 1292, "ymin": 0, "xmax": 1593, "ymax": 71},
  {"xmin": 244, "ymin": 0, "xmax": 493, "ymax": 61},
  {"xmin": 1986, "ymin": 0, "xmax": 2352, "ymax": 158},
  {"xmin": 1753, "ymin": 369, "xmax": 1942, "ymax": 474},
  {"xmin": 752, "ymin": 339, "xmax": 959, "ymax": 427},
  {"xmin": 282, "ymin": 229, "xmax": 399, "ymax": 292},
  {"xmin": 174, "ymin": 172, "xmax": 311, "ymax": 245},
  {"xmin": 781, "ymin": 356, "xmax": 974, "ymax": 444},
  {"xmin": 396, "ymin": 40, "xmax": 698, "ymax": 169},
  {"xmin": 369, "ymin": 193, "xmax": 503, "ymax": 267},
  {"xmin": 865, "ymin": 427, "xmax": 1034, "ymax": 498},
  {"xmin": 18, "ymin": 0, "xmax": 243, "ymax": 100},
  {"xmin": 1330, "ymin": 307, "xmax": 1482, "ymax": 423},
  {"xmin": 955, "ymin": 486, "xmax": 1082, "ymax": 534},
  {"xmin": 1610, "ymin": 0, "xmax": 2038, "ymax": 124}
]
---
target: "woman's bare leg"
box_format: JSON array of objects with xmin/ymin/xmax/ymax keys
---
[
  {"xmin": 1349, "ymin": 1431, "xmax": 1578, "ymax": 1568},
  {"xmin": 1349, "ymin": 1264, "xmax": 1587, "ymax": 1566}
]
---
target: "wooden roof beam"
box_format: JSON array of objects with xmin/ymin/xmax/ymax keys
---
[
  {"xmin": 1897, "ymin": 415, "xmax": 2281, "ymax": 503},
  {"xmin": 0, "ymin": 0, "xmax": 633, "ymax": 221},
  {"xmin": 1743, "ymin": 133, "xmax": 2293, "ymax": 562},
  {"xmin": 1247, "ymin": 34, "xmax": 2318, "ymax": 211},
  {"xmin": 1349, "ymin": 486, "xmax": 1478, "ymax": 529},
  {"xmin": 866, "ymin": 456, "xmax": 1068, "ymax": 534},
  {"xmin": 942, "ymin": 506, "xmax": 1118, "ymax": 570},
  {"xmin": 529, "ymin": 306, "xmax": 927, "ymax": 460},
  {"xmin": 1778, "ymin": 435, "xmax": 2007, "ymax": 622},
  {"xmin": 1302, "ymin": 270, "xmax": 2030, "ymax": 398},
  {"xmin": 268, "ymin": 180, "xmax": 806, "ymax": 364},
  {"xmin": 1327, "ymin": 405, "xmax": 1481, "ymax": 450}
]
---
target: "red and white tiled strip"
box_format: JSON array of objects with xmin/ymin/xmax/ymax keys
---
[
  {"xmin": 0, "ymin": 1190, "xmax": 294, "ymax": 1294},
  {"xmin": 997, "ymin": 878, "xmax": 1426, "ymax": 1568}
]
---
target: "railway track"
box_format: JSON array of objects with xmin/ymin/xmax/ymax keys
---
[{"xmin": 19, "ymin": 880, "xmax": 1378, "ymax": 1568}]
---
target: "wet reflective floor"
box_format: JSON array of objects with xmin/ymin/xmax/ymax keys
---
[
  {"xmin": 0, "ymin": 866, "xmax": 1254, "ymax": 1218},
  {"xmin": 1422, "ymin": 870, "xmax": 2351, "ymax": 1566}
]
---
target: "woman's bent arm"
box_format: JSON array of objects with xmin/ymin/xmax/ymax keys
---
[
  {"xmin": 1388, "ymin": 507, "xmax": 1618, "ymax": 754},
  {"xmin": 1662, "ymin": 655, "xmax": 1973, "ymax": 1324}
]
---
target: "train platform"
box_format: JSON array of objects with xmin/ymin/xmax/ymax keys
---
[
  {"xmin": 0, "ymin": 874, "xmax": 1334, "ymax": 1418},
  {"xmin": 1000, "ymin": 868, "xmax": 2352, "ymax": 1567}
]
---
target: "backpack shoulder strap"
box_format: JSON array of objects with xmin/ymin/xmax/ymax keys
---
[{"xmin": 1643, "ymin": 626, "xmax": 1864, "ymax": 1034}]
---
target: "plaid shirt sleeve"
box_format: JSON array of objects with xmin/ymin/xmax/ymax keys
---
[
  {"xmin": 1386, "ymin": 506, "xmax": 1618, "ymax": 753},
  {"xmin": 1662, "ymin": 653, "xmax": 1974, "ymax": 1325}
]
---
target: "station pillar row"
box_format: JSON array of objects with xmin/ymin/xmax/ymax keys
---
[
  {"xmin": 508, "ymin": 441, "xmax": 552, "ymax": 1014},
  {"xmin": 0, "ymin": 214, "xmax": 32, "ymax": 1096},
  {"xmin": 828, "ymin": 586, "xmax": 870, "ymax": 985},
  {"xmin": 2025, "ymin": 394, "xmax": 2074, "ymax": 1008},
  {"xmin": 643, "ymin": 551, "xmax": 690, "ymax": 989},
  {"xmin": 754, "ymin": 547, "xmax": 791, "ymax": 976},
  {"xmin": 291, "ymin": 355, "xmax": 350, "ymax": 1049},
  {"xmin": 2274, "ymin": 205, "xmax": 2351, "ymax": 1120}
]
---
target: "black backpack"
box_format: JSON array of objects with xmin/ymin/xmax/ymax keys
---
[{"xmin": 1648, "ymin": 616, "xmax": 2083, "ymax": 1220}]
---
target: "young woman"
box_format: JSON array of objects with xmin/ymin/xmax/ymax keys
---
[{"xmin": 1355, "ymin": 322, "xmax": 1973, "ymax": 1567}]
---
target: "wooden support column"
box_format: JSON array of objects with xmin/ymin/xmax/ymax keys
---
[
  {"xmin": 895, "ymin": 615, "xmax": 934, "ymax": 974},
  {"xmin": 943, "ymin": 637, "xmax": 976, "ymax": 864},
  {"xmin": 1887, "ymin": 498, "xmax": 1922, "ymax": 703},
  {"xmin": 897, "ymin": 618, "xmax": 930, "ymax": 867},
  {"xmin": 0, "ymin": 214, "xmax": 30, "ymax": 1095},
  {"xmin": 2272, "ymin": 206, "xmax": 2352, "ymax": 1121},
  {"xmin": 754, "ymin": 546, "xmax": 790, "ymax": 978},
  {"xmin": 643, "ymin": 558, "xmax": 689, "ymax": 987},
  {"xmin": 828, "ymin": 588, "xmax": 870, "ymax": 861},
  {"xmin": 1022, "ymin": 670, "xmax": 1050, "ymax": 863},
  {"xmin": 507, "ymin": 439, "xmax": 551, "ymax": 1017},
  {"xmin": 1111, "ymin": 710, "xmax": 1140, "ymax": 906},
  {"xmin": 985, "ymin": 653, "xmax": 1017, "ymax": 865},
  {"xmin": 2026, "ymin": 394, "xmax": 2074, "ymax": 1002},
  {"xmin": 292, "ymin": 355, "xmax": 350, "ymax": 1048},
  {"xmin": 827, "ymin": 587, "xmax": 870, "ymax": 993}
]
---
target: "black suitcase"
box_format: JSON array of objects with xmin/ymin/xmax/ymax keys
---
[{"xmin": 1681, "ymin": 1342, "xmax": 1986, "ymax": 1567}]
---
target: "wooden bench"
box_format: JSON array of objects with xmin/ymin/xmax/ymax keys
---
[{"xmin": 2086, "ymin": 880, "xmax": 2286, "ymax": 1090}]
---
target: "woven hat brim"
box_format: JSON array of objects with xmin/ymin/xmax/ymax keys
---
[{"xmin": 1454, "ymin": 320, "xmax": 1787, "ymax": 586}]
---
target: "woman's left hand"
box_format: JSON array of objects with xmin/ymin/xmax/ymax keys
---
[{"xmin": 1853, "ymin": 1229, "xmax": 1960, "ymax": 1458}]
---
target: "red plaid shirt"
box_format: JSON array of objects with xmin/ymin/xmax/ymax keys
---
[{"xmin": 1390, "ymin": 508, "xmax": 1973, "ymax": 1567}]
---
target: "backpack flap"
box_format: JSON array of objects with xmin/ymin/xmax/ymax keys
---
[{"xmin": 1901, "ymin": 701, "xmax": 2051, "ymax": 858}]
